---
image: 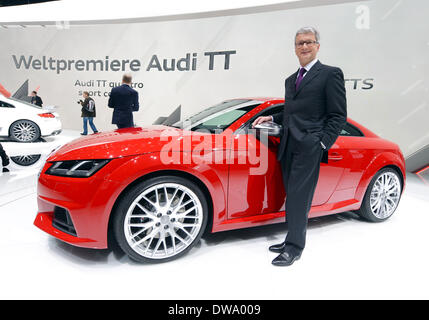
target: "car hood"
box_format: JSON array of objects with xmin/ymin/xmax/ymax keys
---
[{"xmin": 48, "ymin": 125, "xmax": 213, "ymax": 161}]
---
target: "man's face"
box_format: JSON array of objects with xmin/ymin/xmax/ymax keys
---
[
  {"xmin": 294, "ymin": 32, "xmax": 320, "ymax": 67},
  {"xmin": 31, "ymin": 92, "xmax": 36, "ymax": 97}
]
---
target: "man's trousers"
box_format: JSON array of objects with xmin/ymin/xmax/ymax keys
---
[{"xmin": 280, "ymin": 135, "xmax": 323, "ymax": 250}]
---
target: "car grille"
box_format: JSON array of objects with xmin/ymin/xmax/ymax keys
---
[{"xmin": 52, "ymin": 206, "xmax": 77, "ymax": 237}]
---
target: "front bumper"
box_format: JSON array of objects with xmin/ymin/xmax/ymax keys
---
[
  {"xmin": 34, "ymin": 158, "xmax": 129, "ymax": 249},
  {"xmin": 34, "ymin": 211, "xmax": 96, "ymax": 246}
]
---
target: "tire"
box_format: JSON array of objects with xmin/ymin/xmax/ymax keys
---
[
  {"xmin": 10, "ymin": 154, "xmax": 41, "ymax": 166},
  {"xmin": 357, "ymin": 167, "xmax": 402, "ymax": 222},
  {"xmin": 113, "ymin": 176, "xmax": 208, "ymax": 263},
  {"xmin": 9, "ymin": 120, "xmax": 41, "ymax": 142}
]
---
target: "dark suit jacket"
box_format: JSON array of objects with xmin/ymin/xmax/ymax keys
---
[
  {"xmin": 272, "ymin": 60, "xmax": 347, "ymax": 163},
  {"xmin": 108, "ymin": 84, "xmax": 139, "ymax": 125},
  {"xmin": 31, "ymin": 95, "xmax": 43, "ymax": 107}
]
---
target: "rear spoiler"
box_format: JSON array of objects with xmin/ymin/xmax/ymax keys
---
[{"xmin": 43, "ymin": 105, "xmax": 58, "ymax": 111}]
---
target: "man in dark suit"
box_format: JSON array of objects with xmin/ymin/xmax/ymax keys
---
[
  {"xmin": 30, "ymin": 91, "xmax": 43, "ymax": 107},
  {"xmin": 253, "ymin": 27, "xmax": 347, "ymax": 266},
  {"xmin": 108, "ymin": 74, "xmax": 140, "ymax": 129}
]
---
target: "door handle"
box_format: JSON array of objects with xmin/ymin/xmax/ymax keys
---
[{"xmin": 328, "ymin": 152, "xmax": 343, "ymax": 161}]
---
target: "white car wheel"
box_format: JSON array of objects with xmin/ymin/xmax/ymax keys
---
[{"xmin": 10, "ymin": 120, "xmax": 41, "ymax": 142}]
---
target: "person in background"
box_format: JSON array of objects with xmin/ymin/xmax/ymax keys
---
[
  {"xmin": 78, "ymin": 91, "xmax": 98, "ymax": 136},
  {"xmin": 30, "ymin": 91, "xmax": 43, "ymax": 107},
  {"xmin": 0, "ymin": 143, "xmax": 9, "ymax": 167},
  {"xmin": 108, "ymin": 74, "xmax": 139, "ymax": 129}
]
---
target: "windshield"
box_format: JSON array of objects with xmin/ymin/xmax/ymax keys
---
[
  {"xmin": 8, "ymin": 97, "xmax": 42, "ymax": 109},
  {"xmin": 172, "ymin": 100, "xmax": 260, "ymax": 133}
]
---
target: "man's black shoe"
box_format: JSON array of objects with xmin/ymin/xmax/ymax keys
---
[{"xmin": 272, "ymin": 247, "xmax": 302, "ymax": 267}]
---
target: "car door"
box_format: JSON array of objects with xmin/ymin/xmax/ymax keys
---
[
  {"xmin": 321, "ymin": 122, "xmax": 371, "ymax": 205},
  {"xmin": 227, "ymin": 104, "xmax": 285, "ymax": 219},
  {"xmin": 227, "ymin": 104, "xmax": 347, "ymax": 220}
]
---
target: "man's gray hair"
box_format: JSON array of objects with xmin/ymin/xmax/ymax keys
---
[{"xmin": 295, "ymin": 26, "xmax": 320, "ymax": 43}]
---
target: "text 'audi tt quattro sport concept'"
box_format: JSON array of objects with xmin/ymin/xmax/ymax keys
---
[{"xmin": 34, "ymin": 98, "xmax": 406, "ymax": 263}]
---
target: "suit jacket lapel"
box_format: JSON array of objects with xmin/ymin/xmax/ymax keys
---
[{"xmin": 294, "ymin": 60, "xmax": 322, "ymax": 97}]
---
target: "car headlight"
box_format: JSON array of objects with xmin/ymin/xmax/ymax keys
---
[{"xmin": 45, "ymin": 159, "xmax": 111, "ymax": 178}]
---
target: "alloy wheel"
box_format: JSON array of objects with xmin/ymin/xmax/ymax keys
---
[
  {"xmin": 123, "ymin": 183, "xmax": 204, "ymax": 260},
  {"xmin": 10, "ymin": 154, "xmax": 41, "ymax": 166},
  {"xmin": 369, "ymin": 171, "xmax": 401, "ymax": 220},
  {"xmin": 11, "ymin": 120, "xmax": 39, "ymax": 142}
]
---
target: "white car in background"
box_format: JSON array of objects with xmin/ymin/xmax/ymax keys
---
[{"xmin": 0, "ymin": 95, "xmax": 62, "ymax": 142}]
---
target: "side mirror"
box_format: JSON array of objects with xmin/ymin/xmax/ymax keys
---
[{"xmin": 254, "ymin": 121, "xmax": 282, "ymax": 137}]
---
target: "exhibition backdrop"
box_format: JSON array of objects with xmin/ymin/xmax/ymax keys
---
[{"xmin": 0, "ymin": 0, "xmax": 428, "ymax": 167}]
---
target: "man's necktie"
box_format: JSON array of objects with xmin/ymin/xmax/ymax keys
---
[{"xmin": 295, "ymin": 67, "xmax": 307, "ymax": 90}]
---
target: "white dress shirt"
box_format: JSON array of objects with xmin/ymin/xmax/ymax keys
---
[{"xmin": 296, "ymin": 58, "xmax": 318, "ymax": 82}]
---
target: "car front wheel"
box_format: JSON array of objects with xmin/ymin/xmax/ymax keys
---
[
  {"xmin": 357, "ymin": 167, "xmax": 402, "ymax": 222},
  {"xmin": 113, "ymin": 176, "xmax": 208, "ymax": 263}
]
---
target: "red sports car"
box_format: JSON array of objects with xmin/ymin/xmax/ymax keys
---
[{"xmin": 34, "ymin": 98, "xmax": 406, "ymax": 263}]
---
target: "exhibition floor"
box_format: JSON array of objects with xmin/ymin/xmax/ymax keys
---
[{"xmin": 1, "ymin": 131, "xmax": 429, "ymax": 299}]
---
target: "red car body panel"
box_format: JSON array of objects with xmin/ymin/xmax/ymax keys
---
[{"xmin": 34, "ymin": 98, "xmax": 406, "ymax": 249}]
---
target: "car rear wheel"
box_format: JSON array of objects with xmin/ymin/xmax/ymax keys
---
[
  {"xmin": 357, "ymin": 168, "xmax": 402, "ymax": 222},
  {"xmin": 9, "ymin": 120, "xmax": 41, "ymax": 142},
  {"xmin": 113, "ymin": 176, "xmax": 208, "ymax": 263}
]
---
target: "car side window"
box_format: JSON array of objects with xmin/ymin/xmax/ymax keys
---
[
  {"xmin": 340, "ymin": 122, "xmax": 364, "ymax": 137},
  {"xmin": 236, "ymin": 104, "xmax": 284, "ymax": 134},
  {"xmin": 191, "ymin": 104, "xmax": 259, "ymax": 133},
  {"xmin": 0, "ymin": 100, "xmax": 15, "ymax": 108},
  {"xmin": 246, "ymin": 104, "xmax": 284, "ymax": 127},
  {"xmin": 258, "ymin": 104, "xmax": 284, "ymax": 119}
]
